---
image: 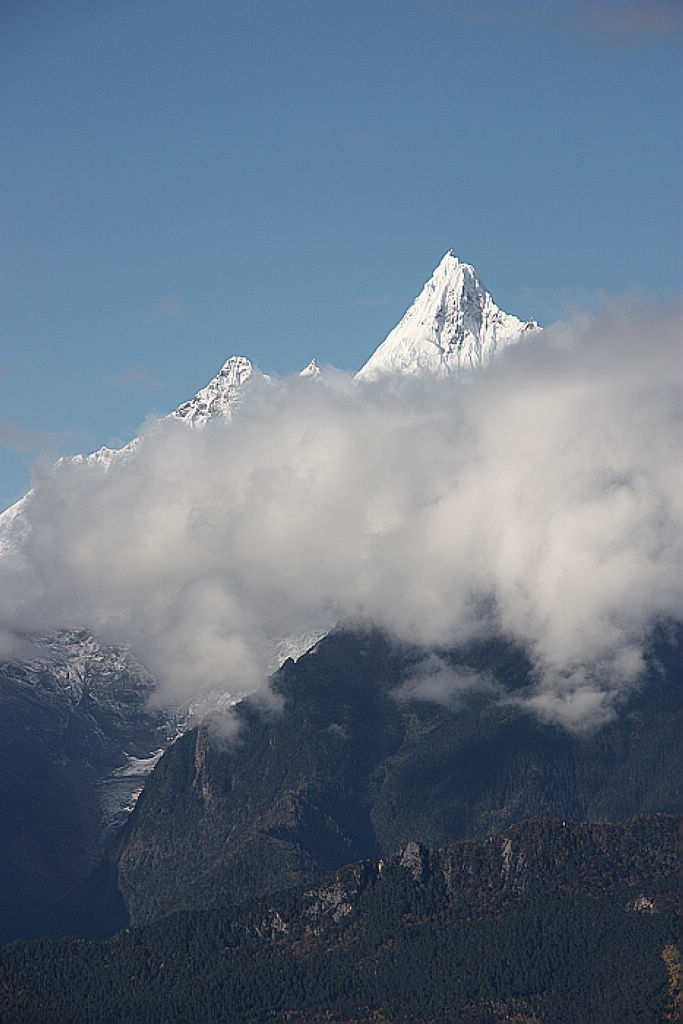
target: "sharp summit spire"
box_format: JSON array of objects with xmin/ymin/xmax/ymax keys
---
[{"xmin": 356, "ymin": 253, "xmax": 539, "ymax": 381}]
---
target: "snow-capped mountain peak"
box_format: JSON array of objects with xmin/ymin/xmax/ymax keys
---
[
  {"xmin": 356, "ymin": 252, "xmax": 539, "ymax": 380},
  {"xmin": 172, "ymin": 355, "xmax": 254, "ymax": 427},
  {"xmin": 0, "ymin": 355, "xmax": 255, "ymax": 543},
  {"xmin": 0, "ymin": 253, "xmax": 538, "ymax": 541},
  {"xmin": 300, "ymin": 358, "xmax": 322, "ymax": 378}
]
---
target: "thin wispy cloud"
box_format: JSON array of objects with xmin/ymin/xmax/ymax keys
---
[
  {"xmin": 343, "ymin": 126, "xmax": 383, "ymax": 148},
  {"xmin": 0, "ymin": 419, "xmax": 63, "ymax": 459},
  {"xmin": 354, "ymin": 296, "xmax": 392, "ymax": 308},
  {"xmin": 0, "ymin": 299, "xmax": 680, "ymax": 731},
  {"xmin": 416, "ymin": 0, "xmax": 682, "ymax": 47},
  {"xmin": 150, "ymin": 294, "xmax": 183, "ymax": 319},
  {"xmin": 574, "ymin": 1, "xmax": 682, "ymax": 46},
  {"xmin": 111, "ymin": 366, "xmax": 166, "ymax": 392},
  {"xmin": 394, "ymin": 654, "xmax": 499, "ymax": 706}
]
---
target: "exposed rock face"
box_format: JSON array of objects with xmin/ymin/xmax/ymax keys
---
[
  {"xmin": 190, "ymin": 726, "xmax": 222, "ymax": 810},
  {"xmin": 303, "ymin": 861, "xmax": 374, "ymax": 930},
  {"xmin": 399, "ymin": 840, "xmax": 429, "ymax": 883}
]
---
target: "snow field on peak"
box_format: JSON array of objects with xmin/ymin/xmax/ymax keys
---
[
  {"xmin": 356, "ymin": 252, "xmax": 539, "ymax": 381},
  {"xmin": 1, "ymin": 252, "xmax": 536, "ymax": 531}
]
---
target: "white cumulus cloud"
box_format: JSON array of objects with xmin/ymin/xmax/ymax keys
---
[{"xmin": 0, "ymin": 299, "xmax": 680, "ymax": 729}]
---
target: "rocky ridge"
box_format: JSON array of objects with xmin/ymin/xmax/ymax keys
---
[{"xmin": 0, "ymin": 814, "xmax": 676, "ymax": 1023}]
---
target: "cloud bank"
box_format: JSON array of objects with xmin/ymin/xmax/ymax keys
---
[{"xmin": 0, "ymin": 300, "xmax": 681, "ymax": 728}]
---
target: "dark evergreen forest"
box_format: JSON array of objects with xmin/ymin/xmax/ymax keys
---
[{"xmin": 0, "ymin": 815, "xmax": 678, "ymax": 1023}]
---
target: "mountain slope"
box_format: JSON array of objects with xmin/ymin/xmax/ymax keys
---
[
  {"xmin": 0, "ymin": 250, "xmax": 537, "ymax": 926},
  {"xmin": 1, "ymin": 814, "xmax": 677, "ymax": 1024},
  {"xmin": 1, "ymin": 254, "xmax": 674, "ymax": 953},
  {"xmin": 89, "ymin": 622, "xmax": 681, "ymax": 932},
  {"xmin": 0, "ymin": 632, "xmax": 174, "ymax": 944},
  {"xmin": 356, "ymin": 251, "xmax": 539, "ymax": 380}
]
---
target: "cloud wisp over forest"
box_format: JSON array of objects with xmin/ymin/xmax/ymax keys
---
[{"xmin": 0, "ymin": 300, "xmax": 680, "ymax": 729}]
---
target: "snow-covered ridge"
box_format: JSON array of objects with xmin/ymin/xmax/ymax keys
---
[
  {"xmin": 0, "ymin": 357, "xmax": 253, "ymax": 546},
  {"xmin": 173, "ymin": 354, "xmax": 254, "ymax": 427},
  {"xmin": 5, "ymin": 629, "xmax": 157, "ymax": 709},
  {"xmin": 0, "ymin": 253, "xmax": 540, "ymax": 554},
  {"xmin": 356, "ymin": 251, "xmax": 539, "ymax": 381},
  {"xmin": 1, "ymin": 254, "xmax": 538, "ymax": 531}
]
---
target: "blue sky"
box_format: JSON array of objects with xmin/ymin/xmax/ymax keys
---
[{"xmin": 1, "ymin": 0, "xmax": 681, "ymax": 512}]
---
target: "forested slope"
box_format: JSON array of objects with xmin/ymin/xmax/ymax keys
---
[
  {"xmin": 107, "ymin": 624, "xmax": 680, "ymax": 929},
  {"xmin": 0, "ymin": 815, "xmax": 678, "ymax": 1023}
]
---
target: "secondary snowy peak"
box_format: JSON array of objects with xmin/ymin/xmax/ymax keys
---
[
  {"xmin": 173, "ymin": 355, "xmax": 253, "ymax": 427},
  {"xmin": 300, "ymin": 358, "xmax": 322, "ymax": 378},
  {"xmin": 356, "ymin": 252, "xmax": 539, "ymax": 381},
  {"xmin": 0, "ymin": 355, "xmax": 254, "ymax": 537},
  {"xmin": 171, "ymin": 355, "xmax": 323, "ymax": 426}
]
